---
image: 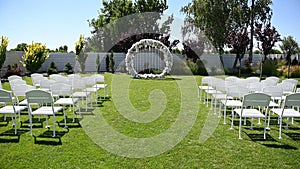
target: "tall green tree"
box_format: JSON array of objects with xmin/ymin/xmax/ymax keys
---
[
  {"xmin": 182, "ymin": 0, "xmax": 273, "ymax": 64},
  {"xmin": 0, "ymin": 36, "xmax": 9, "ymax": 73},
  {"xmin": 280, "ymin": 36, "xmax": 299, "ymax": 78},
  {"xmin": 75, "ymin": 34, "xmax": 86, "ymax": 72},
  {"xmin": 87, "ymin": 0, "xmax": 174, "ymax": 53}
]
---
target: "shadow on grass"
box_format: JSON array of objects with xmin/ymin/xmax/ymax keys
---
[
  {"xmin": 262, "ymin": 143, "xmax": 298, "ymax": 150},
  {"xmin": 33, "ymin": 130, "xmax": 69, "ymax": 145},
  {"xmin": 0, "ymin": 129, "xmax": 29, "ymax": 143},
  {"xmin": 20, "ymin": 118, "xmax": 47, "ymax": 129},
  {"xmin": 57, "ymin": 118, "xmax": 82, "ymax": 128},
  {"xmin": 246, "ymin": 133, "xmax": 276, "ymax": 142},
  {"xmin": 284, "ymin": 132, "xmax": 300, "ymax": 141},
  {"xmin": 97, "ymin": 96, "xmax": 111, "ymax": 102}
]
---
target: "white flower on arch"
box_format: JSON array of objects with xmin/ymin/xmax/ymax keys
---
[{"xmin": 125, "ymin": 39, "xmax": 173, "ymax": 79}]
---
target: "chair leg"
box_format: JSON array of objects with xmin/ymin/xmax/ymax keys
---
[
  {"xmin": 239, "ymin": 116, "xmax": 243, "ymax": 139},
  {"xmin": 223, "ymin": 105, "xmax": 227, "ymax": 124},
  {"xmin": 13, "ymin": 113, "xmax": 17, "ymax": 135},
  {"xmin": 250, "ymin": 118, "xmax": 254, "ymax": 130},
  {"xmin": 279, "ymin": 117, "xmax": 282, "ymax": 139},
  {"xmin": 52, "ymin": 115, "xmax": 56, "ymax": 137},
  {"xmin": 63, "ymin": 106, "xmax": 67, "ymax": 128},
  {"xmin": 285, "ymin": 117, "xmax": 289, "ymax": 130},
  {"xmin": 29, "ymin": 114, "xmax": 33, "ymax": 136},
  {"xmin": 267, "ymin": 111, "xmax": 271, "ymax": 130},
  {"xmin": 264, "ymin": 117, "xmax": 267, "ymax": 139},
  {"xmin": 230, "ymin": 110, "xmax": 234, "ymax": 130}
]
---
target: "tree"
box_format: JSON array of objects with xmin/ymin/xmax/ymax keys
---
[
  {"xmin": 0, "ymin": 36, "xmax": 9, "ymax": 73},
  {"xmin": 10, "ymin": 43, "xmax": 28, "ymax": 51},
  {"xmin": 280, "ymin": 36, "xmax": 299, "ymax": 78},
  {"xmin": 182, "ymin": 0, "xmax": 273, "ymax": 66},
  {"xmin": 248, "ymin": 0, "xmax": 273, "ymax": 63},
  {"xmin": 87, "ymin": 0, "xmax": 176, "ymax": 53},
  {"xmin": 254, "ymin": 22, "xmax": 281, "ymax": 79},
  {"xmin": 226, "ymin": 28, "xmax": 250, "ymax": 76},
  {"xmin": 56, "ymin": 45, "xmax": 68, "ymax": 53},
  {"xmin": 75, "ymin": 34, "xmax": 87, "ymax": 72},
  {"xmin": 21, "ymin": 42, "xmax": 49, "ymax": 73}
]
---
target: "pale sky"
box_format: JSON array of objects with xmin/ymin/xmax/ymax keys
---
[{"xmin": 0, "ymin": 0, "xmax": 299, "ymax": 51}]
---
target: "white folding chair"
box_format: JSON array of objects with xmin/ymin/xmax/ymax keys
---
[
  {"xmin": 231, "ymin": 93, "xmax": 271, "ymax": 139},
  {"xmin": 199, "ymin": 76, "xmax": 214, "ymax": 102},
  {"xmin": 92, "ymin": 74, "xmax": 108, "ymax": 101},
  {"xmin": 0, "ymin": 89, "xmax": 26, "ymax": 134},
  {"xmin": 26, "ymin": 90, "xmax": 63, "ymax": 137},
  {"xmin": 270, "ymin": 93, "xmax": 300, "ymax": 139},
  {"xmin": 51, "ymin": 83, "xmax": 79, "ymax": 125}
]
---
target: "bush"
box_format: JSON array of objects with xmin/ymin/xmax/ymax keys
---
[
  {"xmin": 21, "ymin": 42, "xmax": 49, "ymax": 73},
  {"xmin": 63, "ymin": 62, "xmax": 73, "ymax": 74},
  {"xmin": 5, "ymin": 63, "xmax": 23, "ymax": 77},
  {"xmin": 46, "ymin": 61, "xmax": 58, "ymax": 75},
  {"xmin": 186, "ymin": 59, "xmax": 208, "ymax": 75},
  {"xmin": 262, "ymin": 59, "xmax": 278, "ymax": 76}
]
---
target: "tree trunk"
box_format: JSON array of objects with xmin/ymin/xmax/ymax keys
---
[
  {"xmin": 248, "ymin": 0, "xmax": 255, "ymax": 64},
  {"xmin": 238, "ymin": 58, "xmax": 242, "ymax": 77}
]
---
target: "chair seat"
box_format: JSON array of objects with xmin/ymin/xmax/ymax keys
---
[
  {"xmin": 270, "ymin": 108, "xmax": 300, "ymax": 118},
  {"xmin": 205, "ymin": 90, "xmax": 222, "ymax": 94},
  {"xmin": 73, "ymin": 91, "xmax": 91, "ymax": 98},
  {"xmin": 54, "ymin": 98, "xmax": 78, "ymax": 105},
  {"xmin": 212, "ymin": 94, "xmax": 232, "ymax": 99},
  {"xmin": 32, "ymin": 106, "xmax": 63, "ymax": 115},
  {"xmin": 234, "ymin": 108, "xmax": 265, "ymax": 118},
  {"xmin": 221, "ymin": 100, "xmax": 242, "ymax": 107},
  {"xmin": 269, "ymin": 101, "xmax": 280, "ymax": 108},
  {"xmin": 199, "ymin": 86, "xmax": 213, "ymax": 90},
  {"xmin": 0, "ymin": 105, "xmax": 27, "ymax": 114},
  {"xmin": 85, "ymin": 87, "xmax": 98, "ymax": 92},
  {"xmin": 93, "ymin": 84, "xmax": 107, "ymax": 89}
]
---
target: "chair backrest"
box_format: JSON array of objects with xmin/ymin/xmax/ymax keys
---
[
  {"xmin": 40, "ymin": 79, "xmax": 56, "ymax": 90},
  {"xmin": 83, "ymin": 76, "xmax": 96, "ymax": 86},
  {"xmin": 0, "ymin": 89, "xmax": 13, "ymax": 103},
  {"xmin": 242, "ymin": 93, "xmax": 271, "ymax": 107},
  {"xmin": 31, "ymin": 75, "xmax": 46, "ymax": 86},
  {"xmin": 26, "ymin": 90, "xmax": 54, "ymax": 105},
  {"xmin": 72, "ymin": 78, "xmax": 86, "ymax": 90},
  {"xmin": 50, "ymin": 83, "xmax": 72, "ymax": 96},
  {"xmin": 266, "ymin": 76, "xmax": 280, "ymax": 83},
  {"xmin": 248, "ymin": 82, "xmax": 262, "ymax": 93},
  {"xmin": 277, "ymin": 82, "xmax": 296, "ymax": 93},
  {"xmin": 13, "ymin": 84, "xmax": 35, "ymax": 97},
  {"xmin": 8, "ymin": 75, "xmax": 22, "ymax": 82},
  {"xmin": 283, "ymin": 93, "xmax": 300, "ymax": 108},
  {"xmin": 246, "ymin": 77, "xmax": 260, "ymax": 83},
  {"xmin": 93, "ymin": 74, "xmax": 105, "ymax": 83},
  {"xmin": 9, "ymin": 79, "xmax": 27, "ymax": 91},
  {"xmin": 263, "ymin": 86, "xmax": 283, "ymax": 98}
]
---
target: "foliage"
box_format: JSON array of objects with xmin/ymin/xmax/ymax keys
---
[
  {"xmin": 96, "ymin": 54, "xmax": 101, "ymax": 73},
  {"xmin": 106, "ymin": 54, "xmax": 110, "ymax": 72},
  {"xmin": 226, "ymin": 28, "xmax": 250, "ymax": 74},
  {"xmin": 4, "ymin": 63, "xmax": 23, "ymax": 77},
  {"xmin": 87, "ymin": 0, "xmax": 177, "ymax": 53},
  {"xmin": 109, "ymin": 51, "xmax": 115, "ymax": 74},
  {"xmin": 186, "ymin": 59, "xmax": 208, "ymax": 75},
  {"xmin": 10, "ymin": 43, "xmax": 28, "ymax": 51},
  {"xmin": 21, "ymin": 42, "xmax": 49, "ymax": 73},
  {"xmin": 56, "ymin": 45, "xmax": 68, "ymax": 53},
  {"xmin": 63, "ymin": 62, "xmax": 74, "ymax": 74},
  {"xmin": 280, "ymin": 36, "xmax": 299, "ymax": 78},
  {"xmin": 75, "ymin": 34, "xmax": 87, "ymax": 72},
  {"xmin": 261, "ymin": 58, "xmax": 278, "ymax": 76},
  {"xmin": 46, "ymin": 61, "xmax": 58, "ymax": 75},
  {"xmin": 0, "ymin": 36, "xmax": 9, "ymax": 71}
]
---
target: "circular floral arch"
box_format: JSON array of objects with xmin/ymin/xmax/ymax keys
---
[{"xmin": 125, "ymin": 39, "xmax": 173, "ymax": 78}]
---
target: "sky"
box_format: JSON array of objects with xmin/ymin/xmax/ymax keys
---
[{"xmin": 0, "ymin": 0, "xmax": 299, "ymax": 52}]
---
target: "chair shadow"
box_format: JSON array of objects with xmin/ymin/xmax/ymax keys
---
[
  {"xmin": 33, "ymin": 130, "xmax": 69, "ymax": 145},
  {"xmin": 57, "ymin": 118, "xmax": 82, "ymax": 128},
  {"xmin": 20, "ymin": 118, "xmax": 47, "ymax": 129},
  {"xmin": 97, "ymin": 96, "xmax": 111, "ymax": 102},
  {"xmin": 246, "ymin": 133, "xmax": 276, "ymax": 142},
  {"xmin": 284, "ymin": 132, "xmax": 300, "ymax": 141},
  {"xmin": 261, "ymin": 143, "xmax": 298, "ymax": 150},
  {"xmin": 0, "ymin": 129, "xmax": 29, "ymax": 143},
  {"xmin": 76, "ymin": 108, "xmax": 95, "ymax": 116}
]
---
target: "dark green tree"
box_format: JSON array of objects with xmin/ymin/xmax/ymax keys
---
[
  {"xmin": 75, "ymin": 34, "xmax": 87, "ymax": 72},
  {"xmin": 11, "ymin": 43, "xmax": 28, "ymax": 51}
]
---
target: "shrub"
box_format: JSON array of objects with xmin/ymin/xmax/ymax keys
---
[
  {"xmin": 5, "ymin": 63, "xmax": 23, "ymax": 77},
  {"xmin": 21, "ymin": 42, "xmax": 49, "ymax": 73},
  {"xmin": 46, "ymin": 61, "xmax": 58, "ymax": 75},
  {"xmin": 262, "ymin": 58, "xmax": 278, "ymax": 76},
  {"xmin": 63, "ymin": 62, "xmax": 73, "ymax": 74}
]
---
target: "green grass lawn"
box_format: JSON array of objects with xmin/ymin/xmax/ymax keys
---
[{"xmin": 0, "ymin": 74, "xmax": 300, "ymax": 168}]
